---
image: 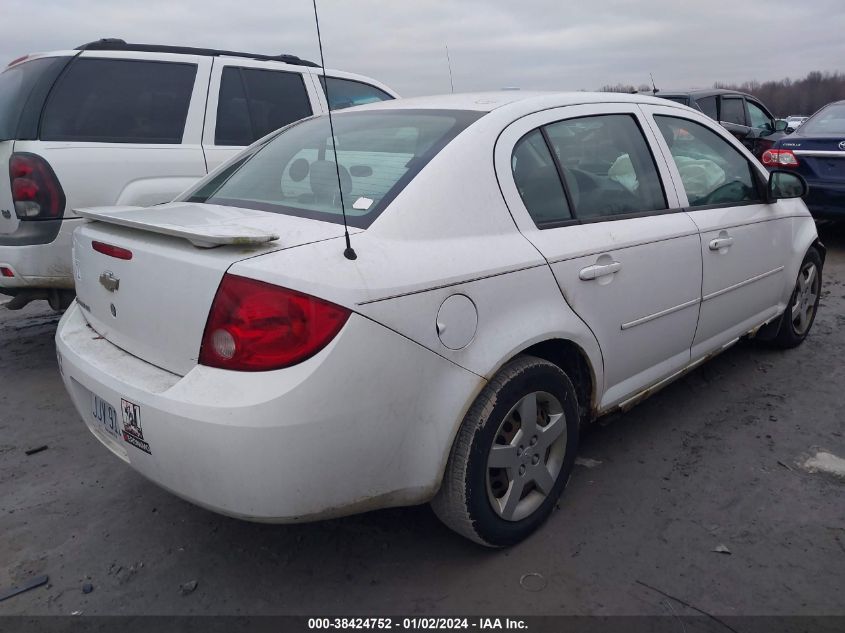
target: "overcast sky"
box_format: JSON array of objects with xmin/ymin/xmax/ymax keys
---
[{"xmin": 3, "ymin": 0, "xmax": 844, "ymax": 96}]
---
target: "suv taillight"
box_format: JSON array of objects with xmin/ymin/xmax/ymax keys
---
[
  {"xmin": 9, "ymin": 153, "xmax": 66, "ymax": 220},
  {"xmin": 762, "ymin": 149, "xmax": 799, "ymax": 168},
  {"xmin": 199, "ymin": 274, "xmax": 351, "ymax": 371}
]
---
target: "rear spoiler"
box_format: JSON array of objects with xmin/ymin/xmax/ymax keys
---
[{"xmin": 74, "ymin": 206, "xmax": 280, "ymax": 249}]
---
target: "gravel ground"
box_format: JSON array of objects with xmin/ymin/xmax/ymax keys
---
[{"xmin": 0, "ymin": 223, "xmax": 843, "ymax": 617}]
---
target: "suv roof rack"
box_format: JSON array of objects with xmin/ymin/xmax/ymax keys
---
[{"xmin": 75, "ymin": 38, "xmax": 319, "ymax": 68}]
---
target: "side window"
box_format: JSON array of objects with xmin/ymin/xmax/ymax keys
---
[
  {"xmin": 319, "ymin": 76, "xmax": 393, "ymax": 110},
  {"xmin": 720, "ymin": 97, "xmax": 746, "ymax": 125},
  {"xmin": 511, "ymin": 130, "xmax": 572, "ymax": 225},
  {"xmin": 543, "ymin": 114, "xmax": 667, "ymax": 220},
  {"xmin": 215, "ymin": 67, "xmax": 313, "ymax": 146},
  {"xmin": 696, "ymin": 96, "xmax": 718, "ymax": 120},
  {"xmin": 747, "ymin": 100, "xmax": 773, "ymax": 131},
  {"xmin": 654, "ymin": 115, "xmax": 761, "ymax": 207},
  {"xmin": 41, "ymin": 58, "xmax": 197, "ymax": 143}
]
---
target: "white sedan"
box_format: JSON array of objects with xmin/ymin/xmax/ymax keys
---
[{"xmin": 56, "ymin": 91, "xmax": 823, "ymax": 546}]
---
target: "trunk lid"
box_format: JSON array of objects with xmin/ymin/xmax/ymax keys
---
[
  {"xmin": 781, "ymin": 136, "xmax": 845, "ymax": 184},
  {"xmin": 73, "ymin": 202, "xmax": 352, "ymax": 375}
]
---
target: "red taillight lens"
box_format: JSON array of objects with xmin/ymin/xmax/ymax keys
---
[
  {"xmin": 92, "ymin": 241, "xmax": 133, "ymax": 260},
  {"xmin": 762, "ymin": 149, "xmax": 799, "ymax": 168},
  {"xmin": 0, "ymin": 267, "xmax": 14, "ymax": 278},
  {"xmin": 9, "ymin": 153, "xmax": 66, "ymax": 220},
  {"xmin": 199, "ymin": 274, "xmax": 351, "ymax": 371}
]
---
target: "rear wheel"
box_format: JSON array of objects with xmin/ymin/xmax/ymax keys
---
[
  {"xmin": 432, "ymin": 355, "xmax": 580, "ymax": 547},
  {"xmin": 771, "ymin": 248, "xmax": 822, "ymax": 348}
]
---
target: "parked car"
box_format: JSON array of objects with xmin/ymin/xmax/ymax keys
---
[
  {"xmin": 56, "ymin": 91, "xmax": 823, "ymax": 547},
  {"xmin": 785, "ymin": 115, "xmax": 809, "ymax": 132},
  {"xmin": 655, "ymin": 89, "xmax": 788, "ymax": 158},
  {"xmin": 0, "ymin": 39, "xmax": 397, "ymax": 310},
  {"xmin": 764, "ymin": 100, "xmax": 845, "ymax": 219}
]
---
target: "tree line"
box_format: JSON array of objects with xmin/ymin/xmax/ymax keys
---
[{"xmin": 599, "ymin": 70, "xmax": 845, "ymax": 117}]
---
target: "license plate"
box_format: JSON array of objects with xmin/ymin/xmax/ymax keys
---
[{"xmin": 91, "ymin": 394, "xmax": 121, "ymax": 441}]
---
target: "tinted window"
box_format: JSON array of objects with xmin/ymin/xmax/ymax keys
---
[
  {"xmin": 41, "ymin": 58, "xmax": 196, "ymax": 143},
  {"xmin": 215, "ymin": 67, "xmax": 313, "ymax": 146},
  {"xmin": 319, "ymin": 76, "xmax": 393, "ymax": 110},
  {"xmin": 511, "ymin": 130, "xmax": 571, "ymax": 225},
  {"xmin": 0, "ymin": 57, "xmax": 67, "ymax": 141},
  {"xmin": 654, "ymin": 116, "xmax": 761, "ymax": 207},
  {"xmin": 543, "ymin": 114, "xmax": 667, "ymax": 219},
  {"xmin": 696, "ymin": 96, "xmax": 718, "ymax": 120},
  {"xmin": 720, "ymin": 97, "xmax": 746, "ymax": 125},
  {"xmin": 800, "ymin": 103, "xmax": 845, "ymax": 135},
  {"xmin": 747, "ymin": 101, "xmax": 772, "ymax": 131},
  {"xmin": 187, "ymin": 110, "xmax": 481, "ymax": 228}
]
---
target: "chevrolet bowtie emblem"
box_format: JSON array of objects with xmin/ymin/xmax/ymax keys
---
[{"xmin": 99, "ymin": 271, "xmax": 120, "ymax": 292}]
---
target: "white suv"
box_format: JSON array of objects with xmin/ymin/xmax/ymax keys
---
[{"xmin": 0, "ymin": 38, "xmax": 397, "ymax": 309}]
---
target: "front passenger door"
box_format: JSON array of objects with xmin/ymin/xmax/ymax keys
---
[{"xmin": 644, "ymin": 107, "xmax": 792, "ymax": 360}]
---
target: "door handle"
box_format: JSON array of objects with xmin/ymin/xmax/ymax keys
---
[
  {"xmin": 709, "ymin": 236, "xmax": 734, "ymax": 251},
  {"xmin": 579, "ymin": 261, "xmax": 622, "ymax": 281}
]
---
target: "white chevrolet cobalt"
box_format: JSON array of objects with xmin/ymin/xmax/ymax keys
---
[{"xmin": 56, "ymin": 92, "xmax": 824, "ymax": 546}]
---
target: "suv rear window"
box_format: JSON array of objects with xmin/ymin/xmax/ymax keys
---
[
  {"xmin": 187, "ymin": 109, "xmax": 482, "ymax": 228},
  {"xmin": 40, "ymin": 58, "xmax": 197, "ymax": 143},
  {"xmin": 215, "ymin": 67, "xmax": 313, "ymax": 146},
  {"xmin": 319, "ymin": 76, "xmax": 393, "ymax": 110},
  {"xmin": 0, "ymin": 57, "xmax": 68, "ymax": 141}
]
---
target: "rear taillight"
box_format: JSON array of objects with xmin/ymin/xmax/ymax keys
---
[
  {"xmin": 199, "ymin": 274, "xmax": 351, "ymax": 371},
  {"xmin": 0, "ymin": 267, "xmax": 14, "ymax": 278},
  {"xmin": 762, "ymin": 149, "xmax": 799, "ymax": 168},
  {"xmin": 9, "ymin": 153, "xmax": 66, "ymax": 220}
]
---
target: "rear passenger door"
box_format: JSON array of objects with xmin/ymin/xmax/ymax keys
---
[
  {"xmin": 642, "ymin": 104, "xmax": 792, "ymax": 359},
  {"xmin": 203, "ymin": 60, "xmax": 322, "ymax": 171},
  {"xmin": 496, "ymin": 104, "xmax": 702, "ymax": 410},
  {"xmin": 30, "ymin": 52, "xmax": 211, "ymax": 211}
]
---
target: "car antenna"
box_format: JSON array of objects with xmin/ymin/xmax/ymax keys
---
[
  {"xmin": 311, "ymin": 0, "xmax": 357, "ymax": 260},
  {"xmin": 445, "ymin": 44, "xmax": 455, "ymax": 93},
  {"xmin": 650, "ymin": 73, "xmax": 659, "ymax": 94}
]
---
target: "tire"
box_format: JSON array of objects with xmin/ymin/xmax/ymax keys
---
[
  {"xmin": 770, "ymin": 248, "xmax": 822, "ymax": 349},
  {"xmin": 431, "ymin": 355, "xmax": 580, "ymax": 547}
]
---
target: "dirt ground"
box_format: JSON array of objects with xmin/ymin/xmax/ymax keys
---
[{"xmin": 0, "ymin": 223, "xmax": 843, "ymax": 618}]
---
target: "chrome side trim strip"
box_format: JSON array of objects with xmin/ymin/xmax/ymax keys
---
[
  {"xmin": 792, "ymin": 150, "xmax": 845, "ymax": 158},
  {"xmin": 702, "ymin": 266, "xmax": 784, "ymax": 302},
  {"xmin": 621, "ymin": 297, "xmax": 700, "ymax": 331}
]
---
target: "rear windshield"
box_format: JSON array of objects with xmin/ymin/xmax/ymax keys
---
[
  {"xmin": 185, "ymin": 109, "xmax": 482, "ymax": 228},
  {"xmin": 799, "ymin": 104, "xmax": 845, "ymax": 136},
  {"xmin": 0, "ymin": 57, "xmax": 68, "ymax": 141}
]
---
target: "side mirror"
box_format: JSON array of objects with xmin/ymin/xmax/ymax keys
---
[
  {"xmin": 774, "ymin": 119, "xmax": 789, "ymax": 132},
  {"xmin": 767, "ymin": 169, "xmax": 808, "ymax": 201}
]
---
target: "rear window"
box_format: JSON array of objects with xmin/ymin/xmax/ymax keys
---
[
  {"xmin": 696, "ymin": 96, "xmax": 718, "ymax": 120},
  {"xmin": 319, "ymin": 76, "xmax": 393, "ymax": 110},
  {"xmin": 41, "ymin": 58, "xmax": 197, "ymax": 143},
  {"xmin": 186, "ymin": 109, "xmax": 482, "ymax": 228},
  {"xmin": 659, "ymin": 96, "xmax": 689, "ymax": 106},
  {"xmin": 215, "ymin": 67, "xmax": 313, "ymax": 146},
  {"xmin": 800, "ymin": 104, "xmax": 845, "ymax": 136},
  {"xmin": 0, "ymin": 57, "xmax": 68, "ymax": 141}
]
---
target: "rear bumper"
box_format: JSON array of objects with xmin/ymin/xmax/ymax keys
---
[
  {"xmin": 804, "ymin": 183, "xmax": 845, "ymax": 219},
  {"xmin": 56, "ymin": 302, "xmax": 480, "ymax": 522},
  {"xmin": 0, "ymin": 218, "xmax": 81, "ymax": 289}
]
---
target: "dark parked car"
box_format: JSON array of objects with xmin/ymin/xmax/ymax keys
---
[
  {"xmin": 655, "ymin": 89, "xmax": 788, "ymax": 158},
  {"xmin": 764, "ymin": 100, "xmax": 845, "ymax": 219}
]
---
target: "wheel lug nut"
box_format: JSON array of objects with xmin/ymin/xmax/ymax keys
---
[
  {"xmin": 530, "ymin": 435, "xmax": 538, "ymax": 446},
  {"xmin": 519, "ymin": 465, "xmax": 526, "ymax": 476},
  {"xmin": 532, "ymin": 454, "xmax": 540, "ymax": 465}
]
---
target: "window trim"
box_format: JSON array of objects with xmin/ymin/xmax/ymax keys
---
[
  {"xmin": 514, "ymin": 112, "xmax": 671, "ymax": 229},
  {"xmin": 38, "ymin": 57, "xmax": 198, "ymax": 144}
]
